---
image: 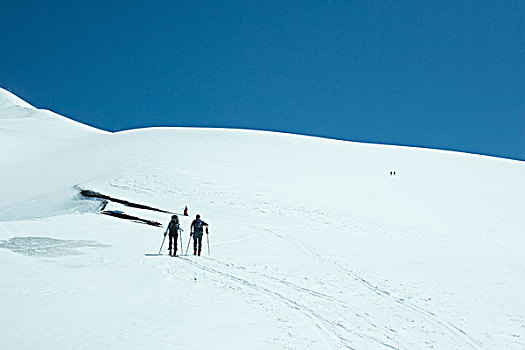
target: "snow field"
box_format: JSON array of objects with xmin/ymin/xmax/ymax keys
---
[{"xmin": 1, "ymin": 88, "xmax": 524, "ymax": 349}]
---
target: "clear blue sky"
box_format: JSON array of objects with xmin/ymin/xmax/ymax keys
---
[{"xmin": 1, "ymin": 1, "xmax": 524, "ymax": 160}]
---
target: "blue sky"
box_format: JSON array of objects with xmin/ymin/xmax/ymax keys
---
[{"xmin": 1, "ymin": 1, "xmax": 523, "ymax": 160}]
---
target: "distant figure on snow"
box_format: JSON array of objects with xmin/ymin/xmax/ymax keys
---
[
  {"xmin": 184, "ymin": 206, "xmax": 189, "ymax": 216},
  {"xmin": 165, "ymin": 215, "xmax": 180, "ymax": 256},
  {"xmin": 190, "ymin": 214, "xmax": 208, "ymax": 256}
]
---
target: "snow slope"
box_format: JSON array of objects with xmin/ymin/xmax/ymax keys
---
[{"xmin": 1, "ymin": 88, "xmax": 524, "ymax": 349}]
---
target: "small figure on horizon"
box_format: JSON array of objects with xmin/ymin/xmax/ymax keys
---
[
  {"xmin": 165, "ymin": 214, "xmax": 180, "ymax": 256},
  {"xmin": 190, "ymin": 214, "xmax": 208, "ymax": 256},
  {"xmin": 184, "ymin": 206, "xmax": 188, "ymax": 216}
]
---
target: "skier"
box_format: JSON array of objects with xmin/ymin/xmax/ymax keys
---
[
  {"xmin": 165, "ymin": 214, "xmax": 180, "ymax": 256},
  {"xmin": 190, "ymin": 214, "xmax": 208, "ymax": 256},
  {"xmin": 184, "ymin": 206, "xmax": 189, "ymax": 216}
]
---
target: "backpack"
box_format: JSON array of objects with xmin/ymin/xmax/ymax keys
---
[
  {"xmin": 194, "ymin": 219, "xmax": 203, "ymax": 230},
  {"xmin": 169, "ymin": 217, "xmax": 179, "ymax": 231}
]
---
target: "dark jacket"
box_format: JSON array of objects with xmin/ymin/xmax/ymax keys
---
[
  {"xmin": 168, "ymin": 217, "xmax": 180, "ymax": 235},
  {"xmin": 191, "ymin": 219, "xmax": 208, "ymax": 237}
]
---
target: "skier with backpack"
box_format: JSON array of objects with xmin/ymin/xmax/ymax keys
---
[
  {"xmin": 165, "ymin": 214, "xmax": 180, "ymax": 256},
  {"xmin": 190, "ymin": 214, "xmax": 208, "ymax": 256}
]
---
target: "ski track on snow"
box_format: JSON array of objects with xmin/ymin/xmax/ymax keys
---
[
  {"xmin": 171, "ymin": 220, "xmax": 488, "ymax": 350},
  {"xmin": 205, "ymin": 256, "xmax": 407, "ymax": 349},
  {"xmin": 284, "ymin": 234, "xmax": 487, "ymax": 350},
  {"xmin": 179, "ymin": 256, "xmax": 399, "ymax": 350},
  {"xmin": 254, "ymin": 222, "xmax": 486, "ymax": 349}
]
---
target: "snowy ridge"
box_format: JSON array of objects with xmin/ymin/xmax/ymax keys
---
[
  {"xmin": 0, "ymin": 86, "xmax": 106, "ymax": 137},
  {"xmin": 0, "ymin": 87, "xmax": 35, "ymax": 110},
  {"xmin": 0, "ymin": 90, "xmax": 524, "ymax": 349}
]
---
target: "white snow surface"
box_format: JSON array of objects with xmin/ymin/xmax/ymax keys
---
[{"xmin": 1, "ymin": 88, "xmax": 524, "ymax": 349}]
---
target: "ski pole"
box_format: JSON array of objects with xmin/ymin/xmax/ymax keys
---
[
  {"xmin": 206, "ymin": 227, "xmax": 210, "ymax": 256},
  {"xmin": 185, "ymin": 233, "xmax": 192, "ymax": 256},
  {"xmin": 179, "ymin": 228, "xmax": 184, "ymax": 255},
  {"xmin": 158, "ymin": 230, "xmax": 167, "ymax": 254}
]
